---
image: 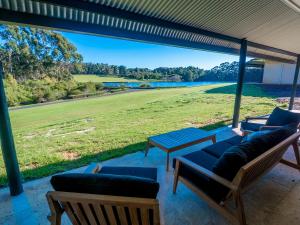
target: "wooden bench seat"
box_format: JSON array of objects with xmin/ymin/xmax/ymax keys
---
[
  {"xmin": 47, "ymin": 164, "xmax": 161, "ymax": 225},
  {"xmin": 173, "ymin": 129, "xmax": 300, "ymax": 225}
]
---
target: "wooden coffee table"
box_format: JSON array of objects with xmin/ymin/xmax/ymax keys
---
[{"xmin": 145, "ymin": 127, "xmax": 216, "ymax": 171}]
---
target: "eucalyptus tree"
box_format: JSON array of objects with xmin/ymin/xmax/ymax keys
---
[{"xmin": 0, "ymin": 25, "xmax": 82, "ymax": 81}]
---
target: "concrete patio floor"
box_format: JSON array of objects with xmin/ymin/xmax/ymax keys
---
[{"xmin": 0, "ymin": 126, "xmax": 300, "ymax": 225}]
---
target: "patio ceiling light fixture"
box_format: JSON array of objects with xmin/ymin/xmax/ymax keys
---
[{"xmin": 281, "ymin": 0, "xmax": 300, "ymax": 13}]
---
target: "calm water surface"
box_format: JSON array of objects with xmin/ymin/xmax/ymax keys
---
[{"xmin": 103, "ymin": 81, "xmax": 224, "ymax": 88}]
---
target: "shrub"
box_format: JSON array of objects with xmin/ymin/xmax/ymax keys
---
[
  {"xmin": 44, "ymin": 90, "xmax": 58, "ymax": 102},
  {"xmin": 68, "ymin": 89, "xmax": 82, "ymax": 96},
  {"xmin": 120, "ymin": 84, "xmax": 127, "ymax": 90},
  {"xmin": 139, "ymin": 83, "xmax": 151, "ymax": 88},
  {"xmin": 3, "ymin": 76, "xmax": 112, "ymax": 106},
  {"xmin": 4, "ymin": 75, "xmax": 33, "ymax": 106},
  {"xmin": 95, "ymin": 82, "xmax": 104, "ymax": 90},
  {"xmin": 5, "ymin": 87, "xmax": 19, "ymax": 106},
  {"xmin": 85, "ymin": 82, "xmax": 96, "ymax": 93}
]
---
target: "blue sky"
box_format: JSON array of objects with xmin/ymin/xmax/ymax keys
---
[{"xmin": 62, "ymin": 31, "xmax": 239, "ymax": 70}]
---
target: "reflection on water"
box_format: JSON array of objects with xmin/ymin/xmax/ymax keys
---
[{"xmin": 103, "ymin": 81, "xmax": 224, "ymax": 88}]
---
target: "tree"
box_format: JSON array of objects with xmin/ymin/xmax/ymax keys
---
[
  {"xmin": 118, "ymin": 65, "xmax": 127, "ymax": 76},
  {"xmin": 0, "ymin": 25, "xmax": 82, "ymax": 80},
  {"xmin": 183, "ymin": 70, "xmax": 194, "ymax": 81}
]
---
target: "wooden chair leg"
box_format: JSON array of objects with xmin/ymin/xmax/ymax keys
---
[
  {"xmin": 46, "ymin": 193, "xmax": 64, "ymax": 225},
  {"xmin": 281, "ymin": 142, "xmax": 300, "ymax": 170},
  {"xmin": 292, "ymin": 141, "xmax": 300, "ymax": 168},
  {"xmin": 173, "ymin": 160, "xmax": 180, "ymax": 194},
  {"xmin": 234, "ymin": 191, "xmax": 247, "ymax": 225}
]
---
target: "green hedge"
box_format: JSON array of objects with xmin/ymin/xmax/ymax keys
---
[{"xmin": 4, "ymin": 75, "xmax": 105, "ymax": 106}]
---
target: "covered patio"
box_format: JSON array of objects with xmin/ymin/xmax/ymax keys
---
[
  {"xmin": 1, "ymin": 126, "xmax": 300, "ymax": 225},
  {"xmin": 1, "ymin": 0, "xmax": 300, "ymax": 225}
]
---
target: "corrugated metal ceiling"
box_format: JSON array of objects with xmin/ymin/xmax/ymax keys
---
[{"xmin": 0, "ymin": 0, "xmax": 299, "ymax": 63}]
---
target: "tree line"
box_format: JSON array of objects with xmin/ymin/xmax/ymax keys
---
[{"xmin": 71, "ymin": 61, "xmax": 263, "ymax": 82}]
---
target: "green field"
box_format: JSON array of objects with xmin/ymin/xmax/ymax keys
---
[
  {"xmin": 73, "ymin": 74, "xmax": 140, "ymax": 82},
  {"xmin": 0, "ymin": 84, "xmax": 283, "ymax": 186}
]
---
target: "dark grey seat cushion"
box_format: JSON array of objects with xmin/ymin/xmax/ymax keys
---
[
  {"xmin": 51, "ymin": 167, "xmax": 159, "ymax": 199},
  {"xmin": 240, "ymin": 121, "xmax": 264, "ymax": 131},
  {"xmin": 224, "ymin": 135, "xmax": 244, "ymax": 145},
  {"xmin": 99, "ymin": 166, "xmax": 157, "ymax": 181},
  {"xmin": 266, "ymin": 107, "xmax": 300, "ymax": 127},
  {"xmin": 175, "ymin": 151, "xmax": 219, "ymax": 199},
  {"xmin": 203, "ymin": 135, "xmax": 243, "ymax": 158}
]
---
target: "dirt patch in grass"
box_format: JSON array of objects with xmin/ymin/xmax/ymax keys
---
[
  {"xmin": 75, "ymin": 127, "xmax": 96, "ymax": 134},
  {"xmin": 61, "ymin": 151, "xmax": 80, "ymax": 160},
  {"xmin": 51, "ymin": 126, "xmax": 96, "ymax": 137},
  {"xmin": 45, "ymin": 129, "xmax": 56, "ymax": 137},
  {"xmin": 24, "ymin": 125, "xmax": 96, "ymax": 139},
  {"xmin": 24, "ymin": 134, "xmax": 37, "ymax": 139},
  {"xmin": 24, "ymin": 162, "xmax": 39, "ymax": 169}
]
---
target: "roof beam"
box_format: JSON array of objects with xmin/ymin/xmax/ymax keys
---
[
  {"xmin": 247, "ymin": 52, "xmax": 296, "ymax": 64},
  {"xmin": 248, "ymin": 41, "xmax": 298, "ymax": 58}
]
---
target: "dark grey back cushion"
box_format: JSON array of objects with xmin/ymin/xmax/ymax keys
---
[
  {"xmin": 51, "ymin": 173, "xmax": 160, "ymax": 199},
  {"xmin": 242, "ymin": 130, "xmax": 271, "ymax": 142},
  {"xmin": 209, "ymin": 124, "xmax": 296, "ymax": 201},
  {"xmin": 266, "ymin": 107, "xmax": 300, "ymax": 127},
  {"xmin": 213, "ymin": 124, "xmax": 296, "ymax": 181}
]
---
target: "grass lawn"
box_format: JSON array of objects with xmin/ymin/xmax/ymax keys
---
[
  {"xmin": 0, "ymin": 84, "xmax": 284, "ymax": 186},
  {"xmin": 73, "ymin": 74, "xmax": 140, "ymax": 82}
]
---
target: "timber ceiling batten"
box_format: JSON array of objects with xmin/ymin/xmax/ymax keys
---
[
  {"xmin": 0, "ymin": 0, "xmax": 299, "ymax": 63},
  {"xmin": 281, "ymin": 0, "xmax": 300, "ymax": 12}
]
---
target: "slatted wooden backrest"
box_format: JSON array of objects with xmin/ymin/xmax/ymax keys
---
[
  {"xmin": 232, "ymin": 131, "xmax": 300, "ymax": 190},
  {"xmin": 47, "ymin": 191, "xmax": 160, "ymax": 225}
]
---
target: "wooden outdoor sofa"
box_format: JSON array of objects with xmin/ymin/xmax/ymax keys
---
[
  {"xmin": 240, "ymin": 107, "xmax": 300, "ymax": 135},
  {"xmin": 47, "ymin": 164, "xmax": 161, "ymax": 225},
  {"xmin": 173, "ymin": 124, "xmax": 300, "ymax": 225}
]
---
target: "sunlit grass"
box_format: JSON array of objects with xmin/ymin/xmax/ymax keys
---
[{"xmin": 0, "ymin": 84, "xmax": 284, "ymax": 186}]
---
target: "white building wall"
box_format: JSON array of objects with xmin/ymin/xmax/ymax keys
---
[{"xmin": 263, "ymin": 61, "xmax": 300, "ymax": 84}]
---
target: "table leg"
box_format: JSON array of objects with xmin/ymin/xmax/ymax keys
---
[
  {"xmin": 145, "ymin": 141, "xmax": 151, "ymax": 157},
  {"xmin": 166, "ymin": 152, "xmax": 170, "ymax": 171},
  {"xmin": 211, "ymin": 134, "xmax": 216, "ymax": 144}
]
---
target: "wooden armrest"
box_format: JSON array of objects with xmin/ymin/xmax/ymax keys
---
[
  {"xmin": 242, "ymin": 130, "xmax": 254, "ymax": 136},
  {"xmin": 245, "ymin": 116, "xmax": 268, "ymax": 122},
  {"xmin": 259, "ymin": 125, "xmax": 282, "ymax": 131},
  {"xmin": 84, "ymin": 163, "xmax": 101, "ymax": 173},
  {"xmin": 176, "ymin": 157, "xmax": 238, "ymax": 191}
]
